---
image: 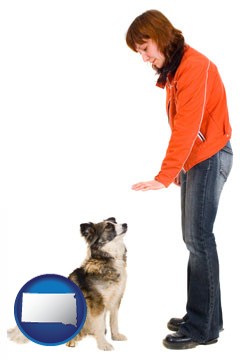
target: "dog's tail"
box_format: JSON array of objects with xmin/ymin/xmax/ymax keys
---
[{"xmin": 7, "ymin": 326, "xmax": 29, "ymax": 344}]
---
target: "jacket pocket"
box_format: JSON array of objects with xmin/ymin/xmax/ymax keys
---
[
  {"xmin": 197, "ymin": 131, "xmax": 206, "ymax": 142},
  {"xmin": 195, "ymin": 131, "xmax": 206, "ymax": 146}
]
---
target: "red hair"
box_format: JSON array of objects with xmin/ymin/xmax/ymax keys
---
[{"xmin": 126, "ymin": 10, "xmax": 185, "ymax": 84}]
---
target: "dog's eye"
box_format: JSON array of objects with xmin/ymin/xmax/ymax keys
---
[{"xmin": 105, "ymin": 223, "xmax": 113, "ymax": 230}]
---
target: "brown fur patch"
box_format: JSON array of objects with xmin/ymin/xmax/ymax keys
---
[
  {"xmin": 69, "ymin": 271, "xmax": 105, "ymax": 317},
  {"xmin": 83, "ymin": 259, "xmax": 120, "ymax": 282}
]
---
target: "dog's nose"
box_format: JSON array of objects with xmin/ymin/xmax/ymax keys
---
[{"xmin": 122, "ymin": 223, "xmax": 127, "ymax": 229}]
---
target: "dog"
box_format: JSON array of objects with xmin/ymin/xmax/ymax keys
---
[
  {"xmin": 67, "ymin": 217, "xmax": 128, "ymax": 350},
  {"xmin": 8, "ymin": 217, "xmax": 128, "ymax": 351}
]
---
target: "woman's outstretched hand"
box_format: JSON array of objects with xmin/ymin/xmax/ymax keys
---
[{"xmin": 132, "ymin": 179, "xmax": 165, "ymax": 191}]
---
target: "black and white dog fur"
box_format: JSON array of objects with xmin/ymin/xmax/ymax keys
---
[{"xmin": 8, "ymin": 217, "xmax": 128, "ymax": 351}]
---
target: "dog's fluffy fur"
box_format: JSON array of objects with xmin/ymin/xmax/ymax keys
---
[{"xmin": 8, "ymin": 217, "xmax": 127, "ymax": 351}]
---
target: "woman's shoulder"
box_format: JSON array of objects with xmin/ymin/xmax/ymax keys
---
[
  {"xmin": 182, "ymin": 45, "xmax": 210, "ymax": 67},
  {"xmin": 175, "ymin": 45, "xmax": 215, "ymax": 81}
]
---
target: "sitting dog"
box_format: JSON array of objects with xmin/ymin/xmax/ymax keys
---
[
  {"xmin": 8, "ymin": 217, "xmax": 128, "ymax": 351},
  {"xmin": 67, "ymin": 217, "xmax": 128, "ymax": 350}
]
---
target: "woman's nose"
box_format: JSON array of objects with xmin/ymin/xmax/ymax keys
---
[{"xmin": 141, "ymin": 53, "xmax": 149, "ymax": 62}]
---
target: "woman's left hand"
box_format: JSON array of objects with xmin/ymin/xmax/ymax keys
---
[{"xmin": 132, "ymin": 179, "xmax": 165, "ymax": 191}]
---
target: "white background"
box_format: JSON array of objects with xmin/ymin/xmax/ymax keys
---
[{"xmin": 1, "ymin": 0, "xmax": 240, "ymax": 359}]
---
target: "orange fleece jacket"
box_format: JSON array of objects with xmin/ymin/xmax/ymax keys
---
[{"xmin": 155, "ymin": 45, "xmax": 232, "ymax": 187}]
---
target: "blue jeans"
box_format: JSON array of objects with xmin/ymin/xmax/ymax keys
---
[{"xmin": 179, "ymin": 142, "xmax": 233, "ymax": 343}]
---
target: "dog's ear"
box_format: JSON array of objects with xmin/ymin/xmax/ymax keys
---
[
  {"xmin": 105, "ymin": 217, "xmax": 116, "ymax": 223},
  {"xmin": 80, "ymin": 223, "xmax": 96, "ymax": 243}
]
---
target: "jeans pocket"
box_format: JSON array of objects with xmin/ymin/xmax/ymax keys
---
[
  {"xmin": 219, "ymin": 148, "xmax": 233, "ymax": 181},
  {"xmin": 221, "ymin": 141, "xmax": 233, "ymax": 155}
]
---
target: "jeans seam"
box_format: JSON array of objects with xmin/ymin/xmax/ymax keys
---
[{"xmin": 199, "ymin": 157, "xmax": 216, "ymax": 341}]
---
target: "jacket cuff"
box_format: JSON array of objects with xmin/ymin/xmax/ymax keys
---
[{"xmin": 154, "ymin": 174, "xmax": 172, "ymax": 188}]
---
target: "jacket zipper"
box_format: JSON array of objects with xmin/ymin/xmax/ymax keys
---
[{"xmin": 167, "ymin": 100, "xmax": 170, "ymax": 122}]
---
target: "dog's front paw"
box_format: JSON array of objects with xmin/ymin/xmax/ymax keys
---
[
  {"xmin": 66, "ymin": 339, "xmax": 77, "ymax": 347},
  {"xmin": 112, "ymin": 333, "xmax": 127, "ymax": 341},
  {"xmin": 98, "ymin": 341, "xmax": 114, "ymax": 351}
]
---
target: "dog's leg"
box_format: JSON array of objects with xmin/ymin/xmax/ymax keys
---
[
  {"xmin": 103, "ymin": 311, "xmax": 107, "ymax": 335},
  {"xmin": 66, "ymin": 335, "xmax": 78, "ymax": 348},
  {"xmin": 66, "ymin": 329, "xmax": 87, "ymax": 347},
  {"xmin": 110, "ymin": 306, "xmax": 127, "ymax": 341},
  {"xmin": 93, "ymin": 312, "xmax": 114, "ymax": 351}
]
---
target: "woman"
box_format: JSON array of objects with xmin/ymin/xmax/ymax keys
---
[{"xmin": 126, "ymin": 10, "xmax": 233, "ymax": 350}]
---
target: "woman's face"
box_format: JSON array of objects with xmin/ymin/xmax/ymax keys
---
[{"xmin": 136, "ymin": 39, "xmax": 165, "ymax": 69}]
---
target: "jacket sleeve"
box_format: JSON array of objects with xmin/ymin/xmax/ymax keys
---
[{"xmin": 155, "ymin": 60, "xmax": 210, "ymax": 187}]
